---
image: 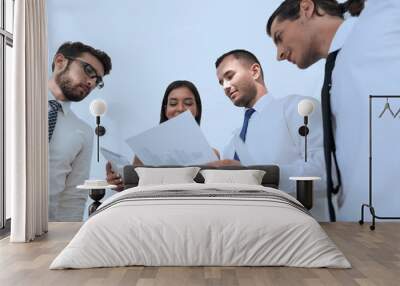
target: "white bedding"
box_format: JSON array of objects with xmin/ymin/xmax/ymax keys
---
[{"xmin": 50, "ymin": 183, "xmax": 350, "ymax": 269}]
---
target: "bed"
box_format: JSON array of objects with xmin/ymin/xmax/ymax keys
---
[{"xmin": 50, "ymin": 165, "xmax": 350, "ymax": 269}]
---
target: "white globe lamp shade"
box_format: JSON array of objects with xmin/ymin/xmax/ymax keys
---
[
  {"xmin": 90, "ymin": 99, "xmax": 107, "ymax": 116},
  {"xmin": 298, "ymin": 99, "xmax": 314, "ymax": 117}
]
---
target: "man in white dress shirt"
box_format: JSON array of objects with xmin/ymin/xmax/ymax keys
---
[
  {"xmin": 48, "ymin": 42, "xmax": 112, "ymax": 221},
  {"xmin": 213, "ymin": 49, "xmax": 328, "ymax": 220},
  {"xmin": 267, "ymin": 0, "xmax": 400, "ymax": 221}
]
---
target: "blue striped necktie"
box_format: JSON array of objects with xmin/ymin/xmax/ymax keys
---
[
  {"xmin": 48, "ymin": 100, "xmax": 62, "ymax": 142},
  {"xmin": 234, "ymin": 108, "xmax": 256, "ymax": 161}
]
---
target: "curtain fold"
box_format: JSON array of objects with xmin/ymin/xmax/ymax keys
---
[{"xmin": 9, "ymin": 0, "xmax": 48, "ymax": 242}]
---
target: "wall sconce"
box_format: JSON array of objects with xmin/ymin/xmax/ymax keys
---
[
  {"xmin": 90, "ymin": 99, "xmax": 107, "ymax": 162},
  {"xmin": 291, "ymin": 99, "xmax": 318, "ymax": 211},
  {"xmin": 297, "ymin": 99, "xmax": 314, "ymax": 162}
]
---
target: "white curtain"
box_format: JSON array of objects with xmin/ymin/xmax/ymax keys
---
[{"xmin": 8, "ymin": 0, "xmax": 48, "ymax": 242}]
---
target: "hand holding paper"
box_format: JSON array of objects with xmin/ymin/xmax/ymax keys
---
[{"xmin": 100, "ymin": 147, "xmax": 131, "ymax": 175}]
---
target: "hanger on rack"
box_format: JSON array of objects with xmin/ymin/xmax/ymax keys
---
[
  {"xmin": 394, "ymin": 106, "xmax": 400, "ymax": 118},
  {"xmin": 378, "ymin": 98, "xmax": 395, "ymax": 118}
]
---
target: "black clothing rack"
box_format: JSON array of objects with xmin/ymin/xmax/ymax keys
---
[{"xmin": 359, "ymin": 95, "xmax": 400, "ymax": 230}]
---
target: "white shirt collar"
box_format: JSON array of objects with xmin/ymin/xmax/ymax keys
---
[
  {"xmin": 48, "ymin": 92, "xmax": 71, "ymax": 115},
  {"xmin": 328, "ymin": 17, "xmax": 357, "ymax": 53},
  {"xmin": 250, "ymin": 92, "xmax": 271, "ymax": 113}
]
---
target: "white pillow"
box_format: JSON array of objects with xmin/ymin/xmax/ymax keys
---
[
  {"xmin": 135, "ymin": 167, "xmax": 201, "ymax": 186},
  {"xmin": 200, "ymin": 169, "xmax": 266, "ymax": 185}
]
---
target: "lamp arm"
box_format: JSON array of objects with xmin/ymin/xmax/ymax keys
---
[
  {"xmin": 305, "ymin": 116, "xmax": 308, "ymax": 162},
  {"xmin": 96, "ymin": 116, "xmax": 100, "ymax": 162},
  {"xmin": 305, "ymin": 128, "xmax": 308, "ymax": 162}
]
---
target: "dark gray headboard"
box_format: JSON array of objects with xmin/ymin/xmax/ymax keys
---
[{"xmin": 123, "ymin": 165, "xmax": 280, "ymax": 189}]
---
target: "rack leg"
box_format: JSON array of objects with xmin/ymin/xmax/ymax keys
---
[
  {"xmin": 370, "ymin": 206, "xmax": 376, "ymax": 231},
  {"xmin": 359, "ymin": 204, "xmax": 366, "ymax": 225},
  {"xmin": 359, "ymin": 203, "xmax": 377, "ymax": 230}
]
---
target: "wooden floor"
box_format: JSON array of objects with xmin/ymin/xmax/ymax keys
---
[{"xmin": 0, "ymin": 222, "xmax": 399, "ymax": 286}]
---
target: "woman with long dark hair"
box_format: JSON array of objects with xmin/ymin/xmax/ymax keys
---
[
  {"xmin": 106, "ymin": 80, "xmax": 219, "ymax": 191},
  {"xmin": 159, "ymin": 80, "xmax": 202, "ymax": 125}
]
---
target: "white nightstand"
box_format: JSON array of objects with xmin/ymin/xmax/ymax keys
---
[
  {"xmin": 78, "ymin": 183, "xmax": 117, "ymax": 215},
  {"xmin": 289, "ymin": 176, "xmax": 321, "ymax": 210}
]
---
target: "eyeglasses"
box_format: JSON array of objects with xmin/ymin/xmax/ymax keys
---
[{"xmin": 65, "ymin": 56, "xmax": 104, "ymax": 89}]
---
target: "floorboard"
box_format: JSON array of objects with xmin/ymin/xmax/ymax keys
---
[{"xmin": 1, "ymin": 222, "xmax": 399, "ymax": 286}]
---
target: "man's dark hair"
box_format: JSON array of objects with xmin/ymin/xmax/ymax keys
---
[
  {"xmin": 160, "ymin": 80, "xmax": 202, "ymax": 125},
  {"xmin": 51, "ymin": 41, "xmax": 112, "ymax": 75},
  {"xmin": 215, "ymin": 49, "xmax": 264, "ymax": 80},
  {"xmin": 266, "ymin": 0, "xmax": 365, "ymax": 36}
]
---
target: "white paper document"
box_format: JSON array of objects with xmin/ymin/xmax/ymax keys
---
[
  {"xmin": 125, "ymin": 111, "xmax": 218, "ymax": 165},
  {"xmin": 100, "ymin": 147, "xmax": 131, "ymax": 175},
  {"xmin": 233, "ymin": 135, "xmax": 255, "ymax": 166}
]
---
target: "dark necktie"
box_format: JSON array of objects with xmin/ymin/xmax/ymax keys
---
[
  {"xmin": 48, "ymin": 100, "xmax": 62, "ymax": 142},
  {"xmin": 321, "ymin": 50, "xmax": 342, "ymax": 222},
  {"xmin": 234, "ymin": 108, "xmax": 256, "ymax": 161}
]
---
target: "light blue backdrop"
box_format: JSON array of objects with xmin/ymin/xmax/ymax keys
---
[{"xmin": 47, "ymin": 0, "xmax": 328, "ymax": 218}]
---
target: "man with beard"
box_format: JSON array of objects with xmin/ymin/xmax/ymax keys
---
[
  {"xmin": 48, "ymin": 41, "xmax": 112, "ymax": 221},
  {"xmin": 213, "ymin": 49, "xmax": 328, "ymax": 221}
]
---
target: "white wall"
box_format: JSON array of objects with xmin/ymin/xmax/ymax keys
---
[{"xmin": 47, "ymin": 0, "xmax": 325, "ymax": 182}]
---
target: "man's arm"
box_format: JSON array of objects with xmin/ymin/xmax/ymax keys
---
[
  {"xmin": 58, "ymin": 130, "xmax": 94, "ymax": 221},
  {"xmin": 207, "ymin": 159, "xmax": 241, "ymax": 167}
]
